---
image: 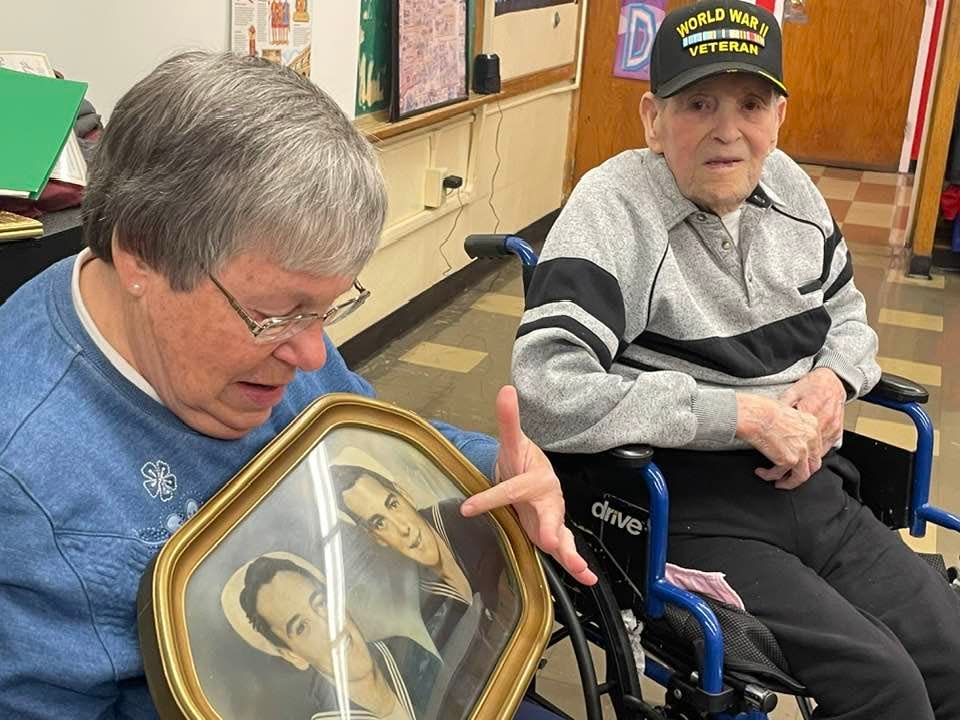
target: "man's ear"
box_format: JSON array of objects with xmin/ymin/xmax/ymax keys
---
[
  {"xmin": 277, "ymin": 646, "xmax": 311, "ymax": 672},
  {"xmin": 640, "ymin": 92, "xmax": 665, "ymax": 153},
  {"xmin": 775, "ymin": 94, "xmax": 787, "ymax": 129},
  {"xmin": 397, "ymin": 485, "xmax": 418, "ymax": 508},
  {"xmin": 110, "ymin": 229, "xmax": 153, "ymax": 298},
  {"xmin": 769, "ymin": 95, "xmax": 787, "ymax": 153}
]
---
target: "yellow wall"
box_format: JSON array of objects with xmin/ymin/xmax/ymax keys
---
[
  {"xmin": 327, "ymin": 84, "xmax": 574, "ymax": 345},
  {"xmin": 486, "ymin": 4, "xmax": 580, "ymax": 80}
]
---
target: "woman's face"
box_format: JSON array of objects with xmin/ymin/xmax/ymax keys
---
[{"xmin": 122, "ymin": 249, "xmax": 354, "ymax": 439}]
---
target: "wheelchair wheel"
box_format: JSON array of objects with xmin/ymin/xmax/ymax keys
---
[
  {"xmin": 527, "ymin": 538, "xmax": 664, "ymax": 720},
  {"xmin": 569, "ymin": 539, "xmax": 656, "ymax": 720},
  {"xmin": 530, "ymin": 557, "xmax": 604, "ymax": 720}
]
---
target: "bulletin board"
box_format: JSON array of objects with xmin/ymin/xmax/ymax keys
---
[
  {"xmin": 392, "ymin": 0, "xmax": 470, "ymax": 120},
  {"xmin": 356, "ymin": 0, "xmax": 477, "ymax": 117}
]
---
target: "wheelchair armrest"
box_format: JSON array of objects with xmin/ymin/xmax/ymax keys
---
[
  {"xmin": 865, "ymin": 373, "xmax": 929, "ymax": 405},
  {"xmin": 602, "ymin": 445, "xmax": 655, "ymax": 470}
]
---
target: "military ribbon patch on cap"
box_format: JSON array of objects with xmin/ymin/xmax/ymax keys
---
[{"xmin": 681, "ymin": 29, "xmax": 766, "ymax": 49}]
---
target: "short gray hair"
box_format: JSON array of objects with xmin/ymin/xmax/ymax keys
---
[{"xmin": 83, "ymin": 52, "xmax": 387, "ymax": 291}]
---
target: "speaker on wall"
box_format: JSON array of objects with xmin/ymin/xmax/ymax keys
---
[{"xmin": 473, "ymin": 54, "xmax": 501, "ymax": 95}]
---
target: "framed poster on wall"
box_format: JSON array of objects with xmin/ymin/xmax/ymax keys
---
[{"xmin": 391, "ymin": 0, "xmax": 469, "ymax": 120}]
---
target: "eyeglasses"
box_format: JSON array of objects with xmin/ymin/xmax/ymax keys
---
[{"xmin": 209, "ymin": 274, "xmax": 370, "ymax": 345}]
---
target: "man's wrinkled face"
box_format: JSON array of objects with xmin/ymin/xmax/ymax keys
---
[{"xmin": 641, "ymin": 74, "xmax": 786, "ymax": 215}]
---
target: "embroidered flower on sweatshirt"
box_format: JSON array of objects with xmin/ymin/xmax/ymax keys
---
[{"xmin": 141, "ymin": 460, "xmax": 177, "ymax": 502}]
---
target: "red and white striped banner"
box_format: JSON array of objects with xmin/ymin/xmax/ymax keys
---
[{"xmin": 740, "ymin": 0, "xmax": 785, "ymax": 24}]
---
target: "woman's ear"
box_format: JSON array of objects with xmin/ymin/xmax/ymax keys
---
[
  {"xmin": 110, "ymin": 229, "xmax": 152, "ymax": 297},
  {"xmin": 640, "ymin": 92, "xmax": 665, "ymax": 153}
]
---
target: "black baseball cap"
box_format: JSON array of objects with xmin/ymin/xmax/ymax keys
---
[{"xmin": 650, "ymin": 0, "xmax": 787, "ymax": 98}]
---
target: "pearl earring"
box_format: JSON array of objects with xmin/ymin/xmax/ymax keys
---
[{"xmin": 130, "ymin": 283, "xmax": 143, "ymax": 294}]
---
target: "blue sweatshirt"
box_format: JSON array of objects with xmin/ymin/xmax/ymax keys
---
[{"xmin": 0, "ymin": 258, "xmax": 498, "ymax": 719}]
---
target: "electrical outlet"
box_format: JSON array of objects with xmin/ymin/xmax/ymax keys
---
[{"xmin": 424, "ymin": 167, "xmax": 448, "ymax": 208}]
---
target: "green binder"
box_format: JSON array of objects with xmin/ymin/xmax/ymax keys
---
[{"xmin": 0, "ymin": 67, "xmax": 87, "ymax": 199}]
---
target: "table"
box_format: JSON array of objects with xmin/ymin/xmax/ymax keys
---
[{"xmin": 0, "ymin": 207, "xmax": 84, "ymax": 304}]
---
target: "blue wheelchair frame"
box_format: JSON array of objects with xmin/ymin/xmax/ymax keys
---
[{"xmin": 481, "ymin": 235, "xmax": 960, "ymax": 720}]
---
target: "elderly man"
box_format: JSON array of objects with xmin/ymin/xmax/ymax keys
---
[
  {"xmin": 512, "ymin": 2, "xmax": 960, "ymax": 718},
  {"xmin": 0, "ymin": 52, "xmax": 595, "ymax": 719}
]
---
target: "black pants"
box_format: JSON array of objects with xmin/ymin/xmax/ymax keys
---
[{"xmin": 656, "ymin": 449, "xmax": 960, "ymax": 720}]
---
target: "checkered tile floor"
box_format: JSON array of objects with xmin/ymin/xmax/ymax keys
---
[{"xmin": 799, "ymin": 164, "xmax": 913, "ymax": 249}]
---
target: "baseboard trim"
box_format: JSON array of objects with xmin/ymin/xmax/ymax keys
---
[
  {"xmin": 908, "ymin": 252, "xmax": 933, "ymax": 277},
  {"xmin": 339, "ymin": 209, "xmax": 560, "ymax": 367}
]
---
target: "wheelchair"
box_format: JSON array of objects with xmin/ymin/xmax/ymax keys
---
[{"xmin": 467, "ymin": 233, "xmax": 960, "ymax": 720}]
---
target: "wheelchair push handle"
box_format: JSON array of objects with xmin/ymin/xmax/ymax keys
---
[
  {"xmin": 465, "ymin": 234, "xmax": 513, "ymax": 258},
  {"xmin": 464, "ymin": 234, "xmax": 539, "ymax": 267}
]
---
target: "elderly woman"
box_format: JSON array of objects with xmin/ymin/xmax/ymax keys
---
[{"xmin": 0, "ymin": 52, "xmax": 595, "ymax": 719}]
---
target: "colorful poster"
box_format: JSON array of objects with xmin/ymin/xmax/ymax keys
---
[
  {"xmin": 612, "ymin": 1, "xmax": 665, "ymax": 82},
  {"xmin": 231, "ymin": 0, "xmax": 312, "ymax": 78},
  {"xmin": 494, "ymin": 0, "xmax": 575, "ymax": 16}
]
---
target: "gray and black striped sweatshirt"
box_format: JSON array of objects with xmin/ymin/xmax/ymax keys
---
[{"xmin": 512, "ymin": 149, "xmax": 881, "ymax": 453}]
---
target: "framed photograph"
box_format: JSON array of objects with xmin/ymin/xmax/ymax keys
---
[
  {"xmin": 137, "ymin": 394, "xmax": 551, "ymax": 720},
  {"xmin": 391, "ymin": 0, "xmax": 469, "ymax": 121}
]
